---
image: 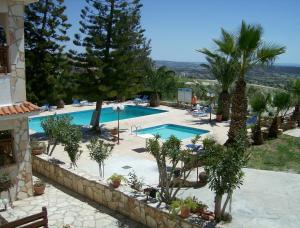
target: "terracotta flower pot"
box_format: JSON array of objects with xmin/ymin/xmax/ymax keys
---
[
  {"xmin": 57, "ymin": 99, "xmax": 65, "ymax": 109},
  {"xmin": 31, "ymin": 148, "xmax": 44, "ymax": 156},
  {"xmin": 34, "ymin": 184, "xmax": 45, "ymax": 195},
  {"xmin": 201, "ymin": 213, "xmax": 210, "ymax": 220},
  {"xmin": 31, "ymin": 141, "xmax": 45, "ymax": 155},
  {"xmin": 112, "ymin": 180, "xmax": 121, "ymax": 188},
  {"xmin": 216, "ymin": 114, "xmax": 222, "ymax": 122},
  {"xmin": 180, "ymin": 207, "xmax": 190, "ymax": 218},
  {"xmin": 111, "ymin": 128, "xmax": 118, "ymax": 136},
  {"xmin": 193, "ymin": 206, "xmax": 207, "ymax": 214}
]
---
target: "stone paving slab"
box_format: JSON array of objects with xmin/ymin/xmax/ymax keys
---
[{"xmin": 0, "ymin": 176, "xmax": 147, "ymax": 228}]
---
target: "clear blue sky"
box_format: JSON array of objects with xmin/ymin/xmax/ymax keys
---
[{"xmin": 65, "ymin": 0, "xmax": 300, "ymax": 64}]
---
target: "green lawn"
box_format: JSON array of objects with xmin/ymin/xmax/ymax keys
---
[{"xmin": 247, "ymin": 135, "xmax": 300, "ymax": 173}]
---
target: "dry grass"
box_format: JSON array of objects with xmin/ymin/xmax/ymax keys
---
[{"xmin": 247, "ymin": 135, "xmax": 300, "ymax": 173}]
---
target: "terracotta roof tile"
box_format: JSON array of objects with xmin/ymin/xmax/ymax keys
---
[{"xmin": 0, "ymin": 102, "xmax": 40, "ymax": 117}]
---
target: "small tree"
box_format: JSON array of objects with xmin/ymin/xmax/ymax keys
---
[
  {"xmin": 199, "ymin": 51, "xmax": 237, "ymax": 121},
  {"xmin": 146, "ymin": 66, "xmax": 176, "ymax": 107},
  {"xmin": 146, "ymin": 135, "xmax": 201, "ymax": 204},
  {"xmin": 63, "ymin": 125, "xmax": 82, "ymax": 169},
  {"xmin": 41, "ymin": 115, "xmax": 73, "ymax": 156},
  {"xmin": 203, "ymin": 134, "xmax": 249, "ymax": 222},
  {"xmin": 250, "ymin": 92, "xmax": 269, "ymax": 145},
  {"xmin": 269, "ymin": 91, "xmax": 291, "ymax": 138},
  {"xmin": 291, "ymin": 79, "xmax": 300, "ymax": 126},
  {"xmin": 87, "ymin": 138, "xmax": 113, "ymax": 179}
]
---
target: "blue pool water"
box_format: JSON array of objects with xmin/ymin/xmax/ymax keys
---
[
  {"xmin": 29, "ymin": 105, "xmax": 167, "ymax": 133},
  {"xmin": 135, "ymin": 124, "xmax": 209, "ymax": 140}
]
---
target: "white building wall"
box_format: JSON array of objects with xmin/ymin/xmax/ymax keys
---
[{"xmin": 0, "ymin": 76, "xmax": 12, "ymax": 106}]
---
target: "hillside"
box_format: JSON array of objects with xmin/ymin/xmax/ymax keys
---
[{"xmin": 155, "ymin": 60, "xmax": 300, "ymax": 88}]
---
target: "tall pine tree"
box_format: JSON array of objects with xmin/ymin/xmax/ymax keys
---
[
  {"xmin": 25, "ymin": 0, "xmax": 71, "ymax": 105},
  {"xmin": 71, "ymin": 0, "xmax": 151, "ymax": 130}
]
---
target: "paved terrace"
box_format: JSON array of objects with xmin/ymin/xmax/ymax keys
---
[
  {"xmin": 28, "ymin": 103, "xmax": 300, "ymax": 228},
  {"xmin": 31, "ymin": 103, "xmax": 228, "ymax": 185},
  {"xmin": 0, "ymin": 176, "xmax": 146, "ymax": 228}
]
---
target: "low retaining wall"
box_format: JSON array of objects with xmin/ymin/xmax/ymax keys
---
[{"xmin": 32, "ymin": 155, "xmax": 208, "ymax": 228}]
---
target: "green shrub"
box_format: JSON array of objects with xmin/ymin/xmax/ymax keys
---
[
  {"xmin": 87, "ymin": 138, "xmax": 113, "ymax": 178},
  {"xmin": 41, "ymin": 115, "xmax": 72, "ymax": 156},
  {"xmin": 63, "ymin": 125, "xmax": 82, "ymax": 168}
]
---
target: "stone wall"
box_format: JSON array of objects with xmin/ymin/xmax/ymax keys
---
[
  {"xmin": 8, "ymin": 1, "xmax": 26, "ymax": 103},
  {"xmin": 0, "ymin": 117, "xmax": 33, "ymax": 201},
  {"xmin": 32, "ymin": 155, "xmax": 207, "ymax": 228}
]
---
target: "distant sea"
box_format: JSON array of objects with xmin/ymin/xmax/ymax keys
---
[{"xmin": 275, "ymin": 63, "xmax": 300, "ymax": 67}]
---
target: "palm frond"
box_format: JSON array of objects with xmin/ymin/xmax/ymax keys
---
[
  {"xmin": 238, "ymin": 21, "xmax": 263, "ymax": 52},
  {"xmin": 213, "ymin": 28, "xmax": 236, "ymax": 55},
  {"xmin": 256, "ymin": 43, "xmax": 286, "ymax": 65}
]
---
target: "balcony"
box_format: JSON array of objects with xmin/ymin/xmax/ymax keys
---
[{"xmin": 0, "ymin": 46, "xmax": 9, "ymax": 74}]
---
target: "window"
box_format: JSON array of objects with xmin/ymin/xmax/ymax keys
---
[
  {"xmin": 0, "ymin": 26, "xmax": 7, "ymax": 46},
  {"xmin": 0, "ymin": 130, "xmax": 14, "ymax": 167},
  {"xmin": 0, "ymin": 22, "xmax": 9, "ymax": 74}
]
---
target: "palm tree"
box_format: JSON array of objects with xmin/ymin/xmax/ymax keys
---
[
  {"xmin": 291, "ymin": 79, "xmax": 300, "ymax": 126},
  {"xmin": 268, "ymin": 91, "xmax": 291, "ymax": 138},
  {"xmin": 146, "ymin": 66, "xmax": 176, "ymax": 107},
  {"xmin": 250, "ymin": 93, "xmax": 269, "ymax": 145},
  {"xmin": 212, "ymin": 21, "xmax": 286, "ymax": 145},
  {"xmin": 199, "ymin": 51, "xmax": 237, "ymax": 121}
]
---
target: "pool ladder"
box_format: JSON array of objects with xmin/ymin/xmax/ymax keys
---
[{"xmin": 131, "ymin": 125, "xmax": 141, "ymax": 135}]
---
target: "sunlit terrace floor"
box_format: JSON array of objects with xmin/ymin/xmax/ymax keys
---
[{"xmin": 29, "ymin": 103, "xmax": 300, "ymax": 228}]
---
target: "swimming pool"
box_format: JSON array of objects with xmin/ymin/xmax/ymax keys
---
[
  {"xmin": 29, "ymin": 105, "xmax": 167, "ymax": 133},
  {"xmin": 135, "ymin": 124, "xmax": 209, "ymax": 140}
]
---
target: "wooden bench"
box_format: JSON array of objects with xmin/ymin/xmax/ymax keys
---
[{"xmin": 1, "ymin": 207, "xmax": 48, "ymax": 228}]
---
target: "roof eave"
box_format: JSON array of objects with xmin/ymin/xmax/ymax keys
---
[
  {"xmin": 0, "ymin": 110, "xmax": 40, "ymax": 121},
  {"xmin": 12, "ymin": 0, "xmax": 38, "ymax": 5}
]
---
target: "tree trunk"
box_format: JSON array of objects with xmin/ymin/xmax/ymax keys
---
[
  {"xmin": 214, "ymin": 194, "xmax": 223, "ymax": 222},
  {"xmin": 91, "ymin": 100, "xmax": 103, "ymax": 131},
  {"xmin": 227, "ymin": 78, "xmax": 248, "ymax": 145},
  {"xmin": 268, "ymin": 116, "xmax": 279, "ymax": 138},
  {"xmin": 221, "ymin": 193, "xmax": 232, "ymax": 218},
  {"xmin": 49, "ymin": 141, "xmax": 57, "ymax": 156},
  {"xmin": 292, "ymin": 104, "xmax": 300, "ymax": 127},
  {"xmin": 252, "ymin": 116, "xmax": 263, "ymax": 145},
  {"xmin": 150, "ymin": 92, "xmax": 160, "ymax": 107},
  {"xmin": 218, "ymin": 90, "xmax": 231, "ymax": 121}
]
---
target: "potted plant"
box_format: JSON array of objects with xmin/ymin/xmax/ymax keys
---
[
  {"xmin": 108, "ymin": 173, "xmax": 126, "ymax": 188},
  {"xmin": 189, "ymin": 197, "xmax": 208, "ymax": 214},
  {"xmin": 170, "ymin": 198, "xmax": 197, "ymax": 218},
  {"xmin": 216, "ymin": 106, "xmax": 223, "ymax": 122},
  {"xmin": 33, "ymin": 179, "xmax": 46, "ymax": 195},
  {"xmin": 110, "ymin": 128, "xmax": 118, "ymax": 136},
  {"xmin": 30, "ymin": 140, "xmax": 46, "ymax": 156},
  {"xmin": 0, "ymin": 173, "xmax": 12, "ymax": 193},
  {"xmin": 57, "ymin": 99, "xmax": 65, "ymax": 109},
  {"xmin": 216, "ymin": 113, "xmax": 222, "ymax": 122},
  {"xmin": 128, "ymin": 171, "xmax": 144, "ymax": 191},
  {"xmin": 143, "ymin": 187, "xmax": 158, "ymax": 199}
]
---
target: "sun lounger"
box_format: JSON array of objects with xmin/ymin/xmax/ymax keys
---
[
  {"xmin": 186, "ymin": 144, "xmax": 203, "ymax": 151},
  {"xmin": 49, "ymin": 106, "xmax": 57, "ymax": 111},
  {"xmin": 40, "ymin": 104, "xmax": 49, "ymax": 111},
  {"xmin": 72, "ymin": 99, "xmax": 81, "ymax": 107},
  {"xmin": 192, "ymin": 110, "xmax": 208, "ymax": 117},
  {"xmin": 246, "ymin": 115, "xmax": 257, "ymax": 126},
  {"xmin": 141, "ymin": 95, "xmax": 149, "ymax": 103}
]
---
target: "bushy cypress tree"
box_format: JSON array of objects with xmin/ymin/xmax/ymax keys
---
[
  {"xmin": 25, "ymin": 0, "xmax": 71, "ymax": 105},
  {"xmin": 71, "ymin": 0, "xmax": 151, "ymax": 130}
]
